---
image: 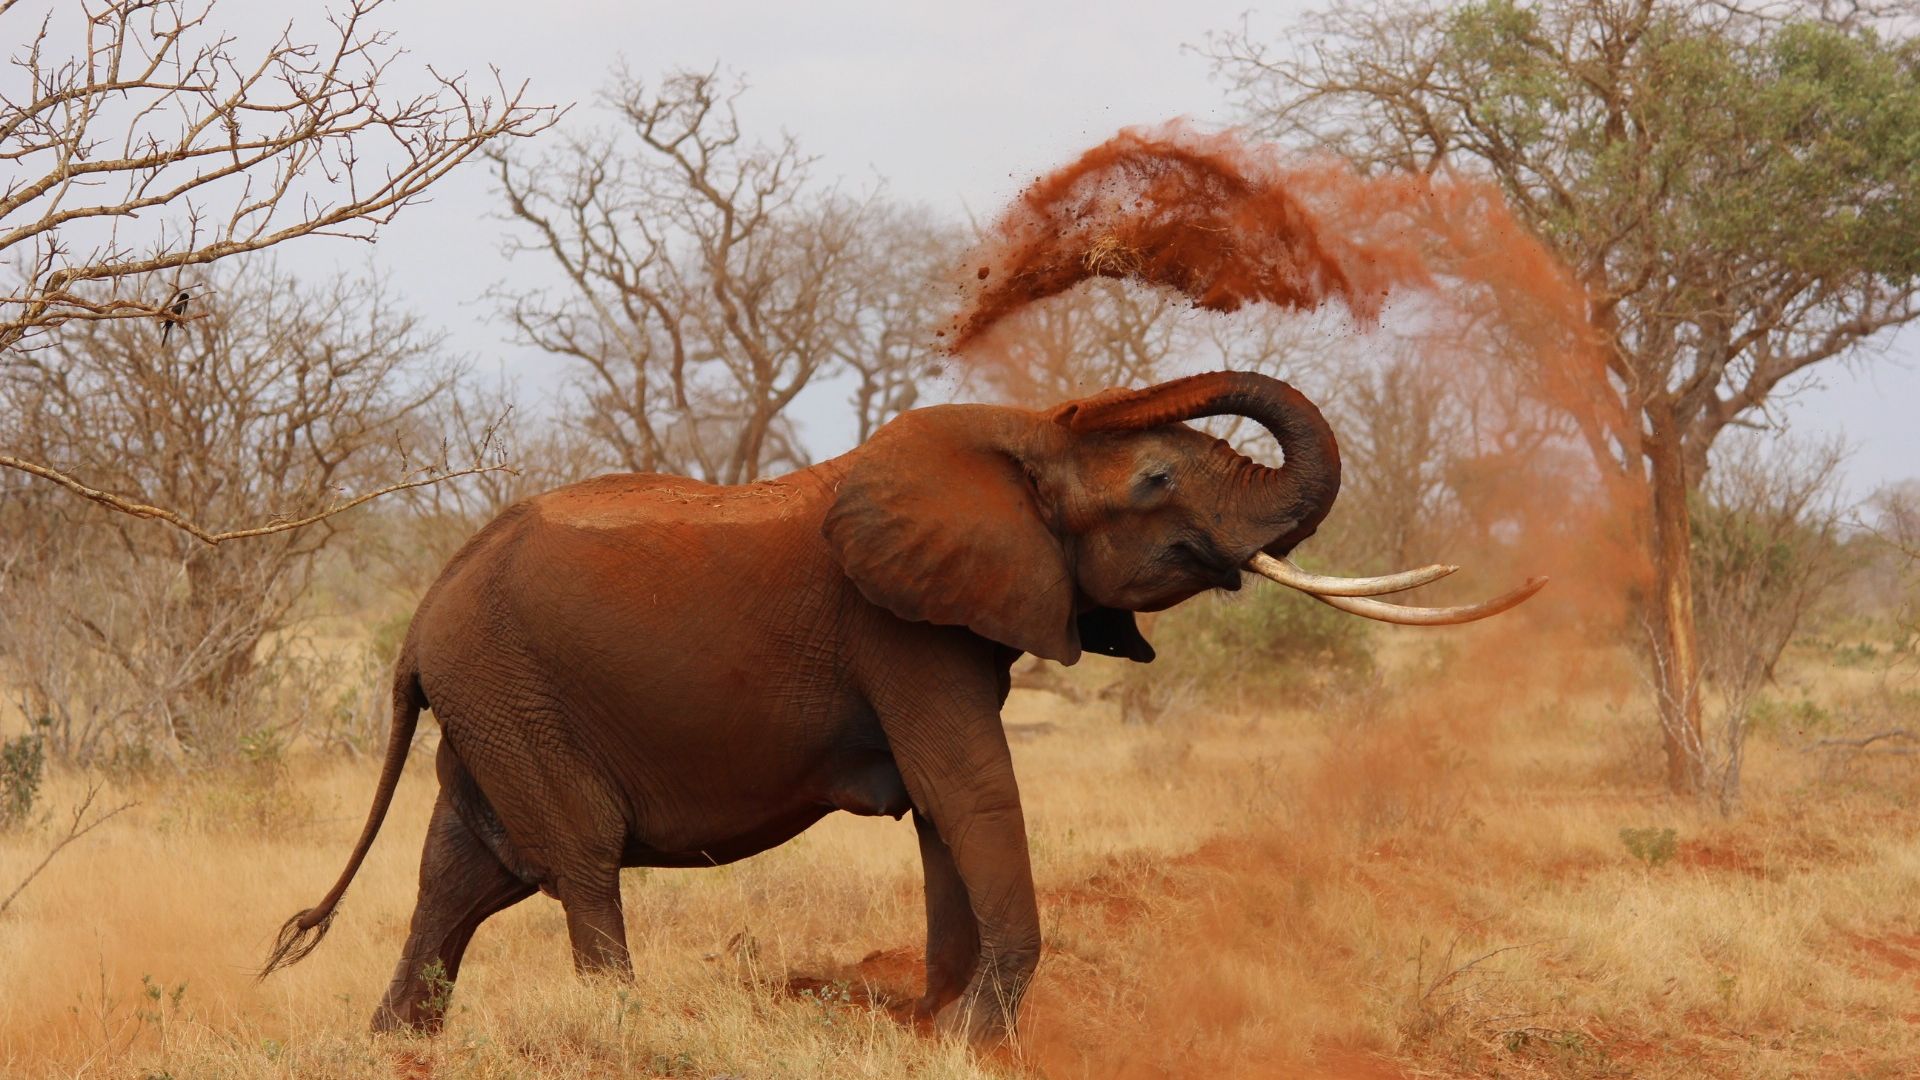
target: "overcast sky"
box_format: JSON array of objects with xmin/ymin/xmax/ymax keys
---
[{"xmin": 42, "ymin": 1, "xmax": 1920, "ymax": 497}]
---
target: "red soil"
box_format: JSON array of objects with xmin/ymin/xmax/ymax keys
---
[
  {"xmin": 944, "ymin": 121, "xmax": 1646, "ymax": 642},
  {"xmin": 1848, "ymin": 931, "xmax": 1920, "ymax": 975},
  {"xmin": 775, "ymin": 946, "xmax": 926, "ymax": 1027},
  {"xmin": 1677, "ymin": 838, "xmax": 1767, "ymax": 878}
]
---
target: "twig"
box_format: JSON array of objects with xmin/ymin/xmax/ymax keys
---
[
  {"xmin": 1424, "ymin": 942, "xmax": 1539, "ymax": 1000},
  {"xmin": 0, "ymin": 782, "xmax": 138, "ymax": 917},
  {"xmin": 1802, "ymin": 728, "xmax": 1920, "ymax": 753}
]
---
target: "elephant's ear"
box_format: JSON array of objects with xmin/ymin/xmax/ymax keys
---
[
  {"xmin": 1077, "ymin": 608, "xmax": 1155, "ymax": 663},
  {"xmin": 823, "ymin": 406, "xmax": 1081, "ymax": 664}
]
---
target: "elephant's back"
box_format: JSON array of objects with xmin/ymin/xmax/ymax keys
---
[
  {"xmin": 531, "ymin": 471, "xmax": 827, "ymax": 531},
  {"xmin": 411, "ymin": 466, "xmax": 855, "ymax": 711}
]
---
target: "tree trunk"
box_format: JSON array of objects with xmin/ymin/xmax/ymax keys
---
[
  {"xmin": 180, "ymin": 547, "xmax": 264, "ymax": 751},
  {"xmin": 1645, "ymin": 411, "xmax": 1704, "ymax": 794}
]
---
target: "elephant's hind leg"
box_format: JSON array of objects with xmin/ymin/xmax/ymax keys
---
[
  {"xmin": 373, "ymin": 786, "xmax": 535, "ymax": 1033},
  {"xmin": 555, "ymin": 842, "xmax": 632, "ymax": 978}
]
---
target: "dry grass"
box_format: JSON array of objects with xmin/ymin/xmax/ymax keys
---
[{"xmin": 4, "ymin": 627, "xmax": 1920, "ymax": 1079}]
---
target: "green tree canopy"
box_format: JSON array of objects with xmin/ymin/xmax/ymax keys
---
[{"xmin": 1210, "ymin": 0, "xmax": 1920, "ymax": 792}]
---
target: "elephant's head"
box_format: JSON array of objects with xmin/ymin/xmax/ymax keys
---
[{"xmin": 824, "ymin": 370, "xmax": 1542, "ymax": 665}]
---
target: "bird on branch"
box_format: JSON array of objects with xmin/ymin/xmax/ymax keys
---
[{"xmin": 160, "ymin": 287, "xmax": 195, "ymax": 345}]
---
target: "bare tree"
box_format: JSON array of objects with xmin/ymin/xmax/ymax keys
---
[
  {"xmin": 1870, "ymin": 481, "xmax": 1920, "ymax": 566},
  {"xmin": 1323, "ymin": 352, "xmax": 1456, "ymax": 572},
  {"xmin": 495, "ymin": 68, "xmax": 903, "ymax": 484},
  {"xmin": 962, "ymin": 279, "xmax": 1188, "ymax": 406},
  {"xmin": 0, "ymin": 0, "xmax": 552, "ymax": 532},
  {"xmin": 839, "ymin": 203, "xmax": 966, "ymax": 443},
  {"xmin": 0, "ymin": 782, "xmax": 136, "ymax": 918},
  {"xmin": 1210, "ymin": 0, "xmax": 1920, "ymax": 791},
  {"xmin": 0, "ymin": 264, "xmax": 488, "ymax": 757},
  {"xmin": 1692, "ymin": 434, "xmax": 1852, "ymax": 808}
]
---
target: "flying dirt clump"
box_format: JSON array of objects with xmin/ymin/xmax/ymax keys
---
[{"xmin": 948, "ymin": 122, "xmax": 1423, "ymax": 350}]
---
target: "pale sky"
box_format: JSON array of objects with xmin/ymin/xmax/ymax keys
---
[{"xmin": 32, "ymin": 1, "xmax": 1920, "ymax": 497}]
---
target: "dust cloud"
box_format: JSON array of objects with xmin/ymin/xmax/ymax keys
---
[{"xmin": 948, "ymin": 123, "xmax": 1654, "ymax": 1078}]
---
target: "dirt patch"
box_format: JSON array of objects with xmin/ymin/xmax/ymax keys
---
[
  {"xmin": 1308, "ymin": 1044, "xmax": 1416, "ymax": 1079},
  {"xmin": 389, "ymin": 1048, "xmax": 434, "ymax": 1079},
  {"xmin": 774, "ymin": 947, "xmax": 925, "ymax": 1027},
  {"xmin": 1042, "ymin": 866, "xmax": 1159, "ymax": 931},
  {"xmin": 1677, "ymin": 838, "xmax": 1767, "ymax": 878},
  {"xmin": 1847, "ymin": 931, "xmax": 1920, "ymax": 975}
]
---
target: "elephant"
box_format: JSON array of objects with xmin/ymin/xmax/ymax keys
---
[{"xmin": 260, "ymin": 370, "xmax": 1537, "ymax": 1042}]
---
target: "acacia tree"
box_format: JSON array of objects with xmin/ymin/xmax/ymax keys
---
[
  {"xmin": 0, "ymin": 0, "xmax": 551, "ymax": 537},
  {"xmin": 1211, "ymin": 0, "xmax": 1920, "ymax": 792}
]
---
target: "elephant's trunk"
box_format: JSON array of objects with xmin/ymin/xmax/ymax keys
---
[
  {"xmin": 1054, "ymin": 370, "xmax": 1339, "ymax": 555},
  {"xmin": 1057, "ymin": 370, "xmax": 1549, "ymax": 625}
]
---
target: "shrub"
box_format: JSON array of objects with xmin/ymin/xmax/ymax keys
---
[
  {"xmin": 1746, "ymin": 695, "xmax": 1835, "ymax": 738},
  {"xmin": 1619, "ymin": 826, "xmax": 1677, "ymax": 869},
  {"xmin": 0, "ymin": 717, "xmax": 50, "ymax": 830},
  {"xmin": 1163, "ymin": 585, "xmax": 1375, "ymax": 681},
  {"xmin": 1120, "ymin": 584, "xmax": 1377, "ymax": 720}
]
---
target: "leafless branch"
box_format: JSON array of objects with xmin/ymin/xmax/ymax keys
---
[
  {"xmin": 0, "ymin": 782, "xmax": 136, "ymax": 917},
  {"xmin": 1802, "ymin": 729, "xmax": 1920, "ymax": 753},
  {"xmin": 0, "ymin": 452, "xmax": 512, "ymax": 545}
]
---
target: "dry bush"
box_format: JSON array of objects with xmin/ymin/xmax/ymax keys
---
[
  {"xmin": 0, "ymin": 0, "xmax": 549, "ymax": 538},
  {"xmin": 1690, "ymin": 434, "xmax": 1853, "ymax": 809},
  {"xmin": 0, "ymin": 265, "xmax": 490, "ymax": 761},
  {"xmin": 1865, "ymin": 479, "xmax": 1920, "ymax": 648}
]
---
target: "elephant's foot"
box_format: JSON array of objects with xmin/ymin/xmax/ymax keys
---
[
  {"xmin": 932, "ymin": 955, "xmax": 1035, "ymax": 1045},
  {"xmin": 933, "ymin": 994, "xmax": 1014, "ymax": 1045},
  {"xmin": 370, "ymin": 998, "xmax": 444, "ymax": 1037},
  {"xmin": 913, "ymin": 962, "xmax": 972, "ymax": 1024},
  {"xmin": 370, "ymin": 963, "xmax": 456, "ymax": 1036}
]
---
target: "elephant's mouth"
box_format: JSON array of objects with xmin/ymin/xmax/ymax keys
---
[{"xmin": 1174, "ymin": 538, "xmax": 1245, "ymax": 593}]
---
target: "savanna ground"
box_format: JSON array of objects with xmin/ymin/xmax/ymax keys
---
[{"xmin": 4, "ymin": 612, "xmax": 1920, "ymax": 1080}]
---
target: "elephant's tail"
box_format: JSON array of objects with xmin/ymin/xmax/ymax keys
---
[{"xmin": 258, "ymin": 665, "xmax": 425, "ymax": 980}]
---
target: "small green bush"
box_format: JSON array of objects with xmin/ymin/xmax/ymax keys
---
[
  {"xmin": 1747, "ymin": 695, "xmax": 1834, "ymax": 738},
  {"xmin": 1157, "ymin": 583, "xmax": 1376, "ymax": 685},
  {"xmin": 0, "ymin": 717, "xmax": 50, "ymax": 830},
  {"xmin": 369, "ymin": 608, "xmax": 413, "ymax": 666},
  {"xmin": 1831, "ymin": 641, "xmax": 1879, "ymax": 668},
  {"xmin": 1619, "ymin": 826, "xmax": 1677, "ymax": 869}
]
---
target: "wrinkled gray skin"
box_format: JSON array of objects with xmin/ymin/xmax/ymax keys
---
[{"xmin": 261, "ymin": 371, "xmax": 1341, "ymax": 1043}]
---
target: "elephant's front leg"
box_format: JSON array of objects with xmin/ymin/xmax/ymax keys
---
[
  {"xmin": 913, "ymin": 809, "xmax": 980, "ymax": 1019},
  {"xmin": 885, "ymin": 686, "xmax": 1041, "ymax": 1042},
  {"xmin": 932, "ymin": 790, "xmax": 1040, "ymax": 1043}
]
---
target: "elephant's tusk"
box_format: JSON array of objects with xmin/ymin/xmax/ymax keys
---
[
  {"xmin": 1246, "ymin": 552, "xmax": 1458, "ymax": 596},
  {"xmin": 1297, "ymin": 575, "xmax": 1550, "ymax": 626}
]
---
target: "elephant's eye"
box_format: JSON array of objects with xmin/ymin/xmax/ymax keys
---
[{"xmin": 1135, "ymin": 469, "xmax": 1173, "ymax": 500}]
